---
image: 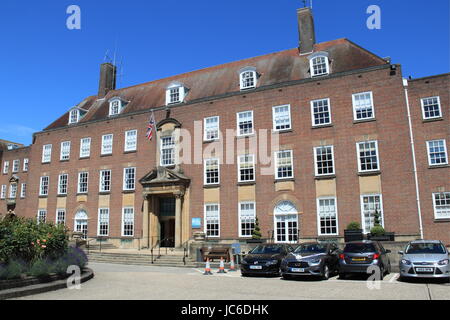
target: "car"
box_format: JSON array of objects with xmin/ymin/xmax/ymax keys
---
[
  {"xmin": 338, "ymin": 240, "xmax": 391, "ymax": 279},
  {"xmin": 398, "ymin": 240, "xmax": 450, "ymax": 282},
  {"xmin": 280, "ymin": 242, "xmax": 340, "ymax": 280},
  {"xmin": 240, "ymin": 244, "xmax": 295, "ymax": 277}
]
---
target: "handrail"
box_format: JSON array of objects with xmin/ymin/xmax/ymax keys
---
[
  {"xmin": 181, "ymin": 240, "xmax": 190, "ymax": 266},
  {"xmin": 85, "ymin": 238, "xmax": 96, "ymax": 255},
  {"xmin": 158, "ymin": 237, "xmax": 174, "ymax": 257},
  {"xmin": 151, "ymin": 239, "xmax": 161, "ymax": 264}
]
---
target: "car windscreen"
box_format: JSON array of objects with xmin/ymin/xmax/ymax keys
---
[
  {"xmin": 405, "ymin": 243, "xmax": 446, "ymax": 254},
  {"xmin": 250, "ymin": 245, "xmax": 283, "ymax": 254},
  {"xmin": 294, "ymin": 244, "xmax": 327, "ymax": 254},
  {"xmin": 344, "ymin": 243, "xmax": 376, "ymax": 253}
]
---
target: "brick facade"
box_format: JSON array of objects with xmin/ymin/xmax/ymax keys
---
[{"xmin": 0, "ymin": 8, "xmax": 448, "ymax": 246}]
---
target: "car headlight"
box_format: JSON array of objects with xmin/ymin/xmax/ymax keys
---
[
  {"xmin": 438, "ymin": 259, "xmax": 449, "ymax": 266},
  {"xmin": 401, "ymin": 259, "xmax": 411, "ymax": 265},
  {"xmin": 309, "ymin": 259, "xmax": 321, "ymax": 266},
  {"xmin": 266, "ymin": 260, "xmax": 279, "ymax": 265}
]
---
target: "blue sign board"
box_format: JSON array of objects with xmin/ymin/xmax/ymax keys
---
[
  {"xmin": 191, "ymin": 218, "xmax": 202, "ymax": 229},
  {"xmin": 231, "ymin": 243, "xmax": 241, "ymax": 254}
]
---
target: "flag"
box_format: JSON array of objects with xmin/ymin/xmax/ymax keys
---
[{"xmin": 146, "ymin": 111, "xmax": 155, "ymax": 141}]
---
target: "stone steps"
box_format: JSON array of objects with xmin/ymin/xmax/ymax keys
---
[{"xmin": 86, "ymin": 252, "xmax": 197, "ymax": 268}]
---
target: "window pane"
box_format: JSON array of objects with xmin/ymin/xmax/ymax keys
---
[
  {"xmin": 315, "ymin": 146, "xmax": 334, "ymax": 175},
  {"xmin": 428, "ymin": 140, "xmax": 448, "ymax": 165},
  {"xmin": 434, "ymin": 193, "xmax": 450, "ymax": 219},
  {"xmin": 353, "ymin": 92, "xmax": 374, "ymax": 120},
  {"xmin": 422, "ymin": 97, "xmax": 441, "ymax": 119},
  {"xmin": 205, "ymin": 204, "xmax": 220, "ymax": 237},
  {"xmin": 312, "ymin": 99, "xmax": 331, "ymax": 125},
  {"xmin": 358, "ymin": 141, "xmax": 379, "ymax": 171}
]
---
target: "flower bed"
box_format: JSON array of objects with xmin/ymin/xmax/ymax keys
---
[{"xmin": 0, "ymin": 216, "xmax": 88, "ymax": 281}]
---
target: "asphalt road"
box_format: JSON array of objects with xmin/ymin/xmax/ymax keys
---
[{"xmin": 14, "ymin": 262, "xmax": 450, "ymax": 300}]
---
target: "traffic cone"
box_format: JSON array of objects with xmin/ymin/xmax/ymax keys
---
[
  {"xmin": 228, "ymin": 255, "xmax": 236, "ymax": 272},
  {"xmin": 203, "ymin": 258, "xmax": 213, "ymax": 275},
  {"xmin": 217, "ymin": 257, "xmax": 227, "ymax": 274}
]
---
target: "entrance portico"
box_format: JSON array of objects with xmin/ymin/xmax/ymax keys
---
[{"xmin": 140, "ymin": 166, "xmax": 190, "ymax": 249}]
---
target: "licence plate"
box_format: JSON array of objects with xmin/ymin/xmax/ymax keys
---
[
  {"xmin": 291, "ymin": 268, "xmax": 305, "ymax": 273},
  {"xmin": 416, "ymin": 268, "xmax": 433, "ymax": 272},
  {"xmin": 250, "ymin": 265, "xmax": 262, "ymax": 270},
  {"xmin": 352, "ymin": 258, "xmax": 366, "ymax": 262}
]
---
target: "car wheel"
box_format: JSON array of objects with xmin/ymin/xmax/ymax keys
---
[{"xmin": 322, "ymin": 265, "xmax": 330, "ymax": 280}]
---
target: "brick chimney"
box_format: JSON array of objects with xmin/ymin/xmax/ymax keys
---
[
  {"xmin": 297, "ymin": 7, "xmax": 316, "ymax": 54},
  {"xmin": 98, "ymin": 62, "xmax": 117, "ymax": 98}
]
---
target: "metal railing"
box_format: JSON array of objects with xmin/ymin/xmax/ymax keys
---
[
  {"xmin": 86, "ymin": 239, "xmax": 96, "ymax": 254},
  {"xmin": 158, "ymin": 237, "xmax": 174, "ymax": 257},
  {"xmin": 182, "ymin": 240, "xmax": 190, "ymax": 266}
]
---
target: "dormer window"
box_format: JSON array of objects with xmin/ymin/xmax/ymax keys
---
[
  {"xmin": 69, "ymin": 109, "xmax": 80, "ymax": 124},
  {"xmin": 239, "ymin": 67, "xmax": 257, "ymax": 90},
  {"xmin": 68, "ymin": 107, "xmax": 87, "ymax": 125},
  {"xmin": 109, "ymin": 97, "xmax": 127, "ymax": 116},
  {"xmin": 166, "ymin": 82, "xmax": 187, "ymax": 105},
  {"xmin": 309, "ymin": 52, "xmax": 330, "ymax": 77}
]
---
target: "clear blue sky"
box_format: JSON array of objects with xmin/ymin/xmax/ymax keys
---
[{"xmin": 0, "ymin": 0, "xmax": 448, "ymax": 145}]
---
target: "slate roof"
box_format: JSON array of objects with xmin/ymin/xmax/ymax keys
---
[{"xmin": 44, "ymin": 38, "xmax": 387, "ymax": 131}]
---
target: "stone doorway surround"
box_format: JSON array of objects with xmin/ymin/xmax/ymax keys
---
[{"xmin": 140, "ymin": 166, "xmax": 190, "ymax": 249}]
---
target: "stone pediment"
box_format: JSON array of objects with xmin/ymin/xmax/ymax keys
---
[{"xmin": 139, "ymin": 166, "xmax": 190, "ymax": 187}]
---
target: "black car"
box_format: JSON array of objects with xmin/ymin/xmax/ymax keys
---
[
  {"xmin": 339, "ymin": 240, "xmax": 391, "ymax": 279},
  {"xmin": 280, "ymin": 242, "xmax": 341, "ymax": 280},
  {"xmin": 241, "ymin": 244, "xmax": 295, "ymax": 276}
]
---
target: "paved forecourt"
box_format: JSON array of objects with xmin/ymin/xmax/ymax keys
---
[{"xmin": 14, "ymin": 262, "xmax": 450, "ymax": 300}]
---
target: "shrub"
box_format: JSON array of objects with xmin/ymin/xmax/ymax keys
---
[
  {"xmin": 0, "ymin": 260, "xmax": 26, "ymax": 280},
  {"xmin": 346, "ymin": 222, "xmax": 361, "ymax": 230},
  {"xmin": 29, "ymin": 259, "xmax": 52, "ymax": 278},
  {"xmin": 0, "ymin": 216, "xmax": 69, "ymax": 265},
  {"xmin": 252, "ymin": 218, "xmax": 262, "ymax": 240},
  {"xmin": 370, "ymin": 225, "xmax": 386, "ymax": 237}
]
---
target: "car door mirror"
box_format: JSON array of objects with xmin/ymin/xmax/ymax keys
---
[
  {"xmin": 385, "ymin": 249, "xmax": 391, "ymax": 254},
  {"xmin": 398, "ymin": 251, "xmax": 404, "ymax": 255}
]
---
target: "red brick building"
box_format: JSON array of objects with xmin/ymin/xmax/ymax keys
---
[{"xmin": 0, "ymin": 8, "xmax": 448, "ymax": 247}]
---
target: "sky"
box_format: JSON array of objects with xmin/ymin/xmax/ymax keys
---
[{"xmin": 0, "ymin": 0, "xmax": 448, "ymax": 145}]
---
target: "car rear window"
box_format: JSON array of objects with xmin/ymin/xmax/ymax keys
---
[
  {"xmin": 344, "ymin": 243, "xmax": 376, "ymax": 253},
  {"xmin": 294, "ymin": 244, "xmax": 327, "ymax": 254},
  {"xmin": 406, "ymin": 243, "xmax": 446, "ymax": 254},
  {"xmin": 250, "ymin": 245, "xmax": 283, "ymax": 254}
]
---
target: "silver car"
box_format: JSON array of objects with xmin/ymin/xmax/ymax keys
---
[{"xmin": 399, "ymin": 240, "xmax": 450, "ymax": 282}]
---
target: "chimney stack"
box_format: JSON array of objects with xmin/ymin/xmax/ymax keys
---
[
  {"xmin": 297, "ymin": 7, "xmax": 316, "ymax": 54},
  {"xmin": 98, "ymin": 62, "xmax": 117, "ymax": 98}
]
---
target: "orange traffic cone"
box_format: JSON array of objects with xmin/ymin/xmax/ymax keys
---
[
  {"xmin": 203, "ymin": 258, "xmax": 213, "ymax": 275},
  {"xmin": 228, "ymin": 255, "xmax": 236, "ymax": 272},
  {"xmin": 217, "ymin": 257, "xmax": 227, "ymax": 274}
]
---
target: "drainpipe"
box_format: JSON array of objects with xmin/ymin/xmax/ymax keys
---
[{"xmin": 403, "ymin": 78, "xmax": 424, "ymax": 239}]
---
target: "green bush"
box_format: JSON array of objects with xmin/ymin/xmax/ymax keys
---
[
  {"xmin": 370, "ymin": 225, "xmax": 386, "ymax": 236},
  {"xmin": 346, "ymin": 222, "xmax": 361, "ymax": 230},
  {"xmin": 252, "ymin": 218, "xmax": 262, "ymax": 240},
  {"xmin": 0, "ymin": 260, "xmax": 26, "ymax": 280},
  {"xmin": 0, "ymin": 216, "xmax": 68, "ymax": 265},
  {"xmin": 29, "ymin": 259, "xmax": 52, "ymax": 278},
  {"xmin": 0, "ymin": 216, "xmax": 72, "ymax": 280}
]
